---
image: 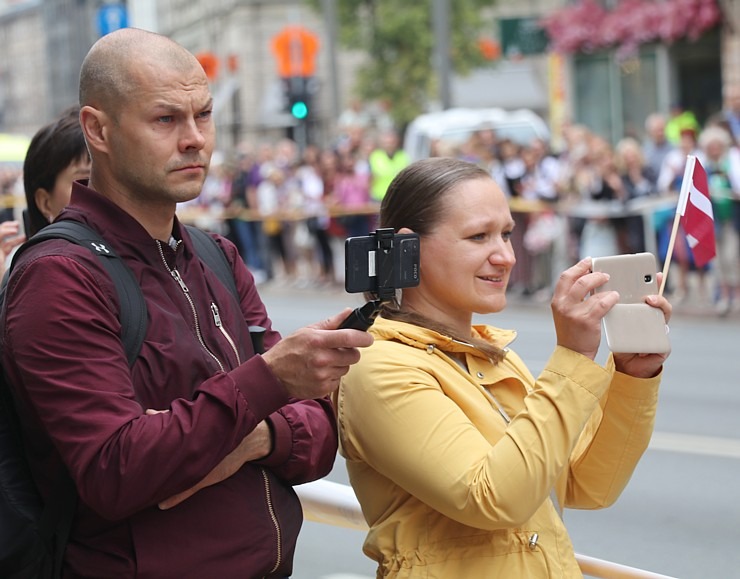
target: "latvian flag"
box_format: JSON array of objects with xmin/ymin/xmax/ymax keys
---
[{"xmin": 678, "ymin": 156, "xmax": 716, "ymax": 268}]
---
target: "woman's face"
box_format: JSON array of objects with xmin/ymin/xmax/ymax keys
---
[
  {"xmin": 680, "ymin": 134, "xmax": 696, "ymax": 154},
  {"xmin": 621, "ymin": 145, "xmax": 642, "ymax": 168},
  {"xmin": 36, "ymin": 155, "xmax": 91, "ymax": 222},
  {"xmin": 403, "ymin": 177, "xmax": 516, "ymax": 334},
  {"xmin": 705, "ymin": 139, "xmax": 725, "ymax": 161}
]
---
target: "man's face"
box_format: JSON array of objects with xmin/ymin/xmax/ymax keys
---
[
  {"xmin": 106, "ymin": 61, "xmax": 215, "ymax": 207},
  {"xmin": 649, "ymin": 120, "xmax": 666, "ymax": 144}
]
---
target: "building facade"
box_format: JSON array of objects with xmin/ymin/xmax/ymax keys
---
[{"xmin": 0, "ymin": 0, "xmax": 736, "ymax": 154}]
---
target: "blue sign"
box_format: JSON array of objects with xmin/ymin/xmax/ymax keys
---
[{"xmin": 96, "ymin": 4, "xmax": 128, "ymax": 37}]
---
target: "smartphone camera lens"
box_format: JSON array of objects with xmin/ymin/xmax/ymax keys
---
[{"xmin": 644, "ymin": 274, "xmax": 652, "ymax": 283}]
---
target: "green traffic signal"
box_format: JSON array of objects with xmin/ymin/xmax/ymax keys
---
[{"xmin": 291, "ymin": 101, "xmax": 309, "ymax": 120}]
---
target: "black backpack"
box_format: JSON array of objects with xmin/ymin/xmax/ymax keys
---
[{"xmin": 0, "ymin": 220, "xmax": 239, "ymax": 578}]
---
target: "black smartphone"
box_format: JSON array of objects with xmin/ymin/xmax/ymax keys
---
[
  {"xmin": 22, "ymin": 209, "xmax": 31, "ymax": 239},
  {"xmin": 344, "ymin": 230, "xmax": 420, "ymax": 295}
]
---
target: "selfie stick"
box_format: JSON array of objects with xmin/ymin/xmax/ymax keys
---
[
  {"xmin": 659, "ymin": 156, "xmax": 694, "ymax": 296},
  {"xmin": 339, "ymin": 299, "xmax": 383, "ymax": 331},
  {"xmin": 339, "ymin": 228, "xmax": 398, "ymax": 331}
]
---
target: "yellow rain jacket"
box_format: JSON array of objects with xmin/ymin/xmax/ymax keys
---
[{"xmin": 337, "ymin": 316, "xmax": 660, "ymax": 578}]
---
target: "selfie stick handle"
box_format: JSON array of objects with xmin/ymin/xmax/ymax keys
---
[
  {"xmin": 339, "ymin": 300, "xmax": 383, "ymax": 331},
  {"xmin": 248, "ymin": 325, "xmax": 266, "ymax": 355}
]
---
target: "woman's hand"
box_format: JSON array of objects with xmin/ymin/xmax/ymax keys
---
[
  {"xmin": 551, "ymin": 257, "xmax": 619, "ymax": 361},
  {"xmin": 613, "ymin": 277, "xmax": 672, "ymax": 378},
  {"xmin": 0, "ymin": 220, "xmax": 25, "ymax": 275}
]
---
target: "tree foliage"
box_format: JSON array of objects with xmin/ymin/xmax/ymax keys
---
[{"xmin": 308, "ymin": 0, "xmax": 492, "ymax": 129}]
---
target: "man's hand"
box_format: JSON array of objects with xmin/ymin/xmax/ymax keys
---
[
  {"xmin": 153, "ymin": 309, "xmax": 373, "ymax": 508},
  {"xmin": 551, "ymin": 257, "xmax": 619, "ymax": 361},
  {"xmin": 156, "ymin": 417, "xmax": 273, "ymax": 510},
  {"xmin": 261, "ymin": 308, "xmax": 374, "ymax": 399}
]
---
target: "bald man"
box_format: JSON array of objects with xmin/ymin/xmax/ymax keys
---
[{"xmin": 1, "ymin": 28, "xmax": 372, "ymax": 578}]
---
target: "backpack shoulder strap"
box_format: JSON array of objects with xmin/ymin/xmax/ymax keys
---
[
  {"xmin": 7, "ymin": 221, "xmax": 146, "ymax": 367},
  {"xmin": 184, "ymin": 224, "xmax": 239, "ymax": 300},
  {"xmin": 1, "ymin": 222, "xmax": 145, "ymax": 576}
]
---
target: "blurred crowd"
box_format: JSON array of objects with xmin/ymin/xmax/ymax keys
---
[
  {"xmin": 3, "ymin": 96, "xmax": 739, "ymax": 317},
  {"xmin": 447, "ymin": 112, "xmax": 740, "ymax": 314},
  {"xmin": 179, "ymin": 118, "xmax": 409, "ymax": 289},
  {"xmin": 177, "ymin": 97, "xmax": 739, "ymax": 317},
  {"xmin": 438, "ymin": 104, "xmax": 740, "ymax": 316}
]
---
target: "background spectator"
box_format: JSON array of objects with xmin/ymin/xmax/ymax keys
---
[
  {"xmin": 613, "ymin": 137, "xmax": 658, "ymax": 254},
  {"xmin": 643, "ymin": 113, "xmax": 674, "ymax": 182},
  {"xmin": 22, "ymin": 105, "xmax": 90, "ymax": 237},
  {"xmin": 698, "ymin": 125, "xmax": 740, "ymax": 315},
  {"xmin": 368, "ymin": 129, "xmax": 410, "ymax": 202}
]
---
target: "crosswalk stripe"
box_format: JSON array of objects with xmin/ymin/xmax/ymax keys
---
[{"xmin": 649, "ymin": 431, "xmax": 740, "ymax": 459}]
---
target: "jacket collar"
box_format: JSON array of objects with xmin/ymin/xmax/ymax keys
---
[
  {"xmin": 57, "ymin": 180, "xmax": 193, "ymax": 263},
  {"xmin": 370, "ymin": 316, "xmax": 517, "ymax": 360}
]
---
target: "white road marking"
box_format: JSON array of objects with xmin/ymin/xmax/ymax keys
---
[{"xmin": 649, "ymin": 431, "xmax": 740, "ymax": 460}]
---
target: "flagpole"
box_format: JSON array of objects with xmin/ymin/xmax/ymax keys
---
[{"xmin": 659, "ymin": 155, "xmax": 695, "ymax": 296}]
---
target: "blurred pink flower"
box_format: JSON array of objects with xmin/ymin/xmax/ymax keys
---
[{"xmin": 540, "ymin": 0, "xmax": 722, "ymax": 59}]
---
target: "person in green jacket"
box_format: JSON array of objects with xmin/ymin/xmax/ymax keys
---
[
  {"xmin": 368, "ymin": 129, "xmax": 410, "ymax": 202},
  {"xmin": 665, "ymin": 103, "xmax": 701, "ymax": 145},
  {"xmin": 337, "ymin": 157, "xmax": 672, "ymax": 578}
]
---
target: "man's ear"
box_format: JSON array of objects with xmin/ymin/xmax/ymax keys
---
[
  {"xmin": 79, "ymin": 106, "xmax": 109, "ymax": 154},
  {"xmin": 398, "ymin": 227, "xmax": 414, "ymax": 235}
]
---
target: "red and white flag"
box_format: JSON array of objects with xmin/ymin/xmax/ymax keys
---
[{"xmin": 678, "ymin": 156, "xmax": 716, "ymax": 268}]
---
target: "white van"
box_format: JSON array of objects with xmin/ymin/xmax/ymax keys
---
[{"xmin": 403, "ymin": 107, "xmax": 550, "ymax": 161}]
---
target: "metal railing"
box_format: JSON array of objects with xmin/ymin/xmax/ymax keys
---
[{"xmin": 295, "ymin": 479, "xmax": 678, "ymax": 579}]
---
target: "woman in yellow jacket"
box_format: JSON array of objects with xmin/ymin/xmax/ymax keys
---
[{"xmin": 337, "ymin": 157, "xmax": 671, "ymax": 578}]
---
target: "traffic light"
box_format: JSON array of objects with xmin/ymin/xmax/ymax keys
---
[
  {"xmin": 290, "ymin": 98, "xmax": 309, "ymax": 120},
  {"xmin": 283, "ymin": 76, "xmax": 313, "ymax": 121}
]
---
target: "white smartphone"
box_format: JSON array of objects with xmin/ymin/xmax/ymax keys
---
[{"xmin": 591, "ymin": 252, "xmax": 670, "ymax": 354}]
